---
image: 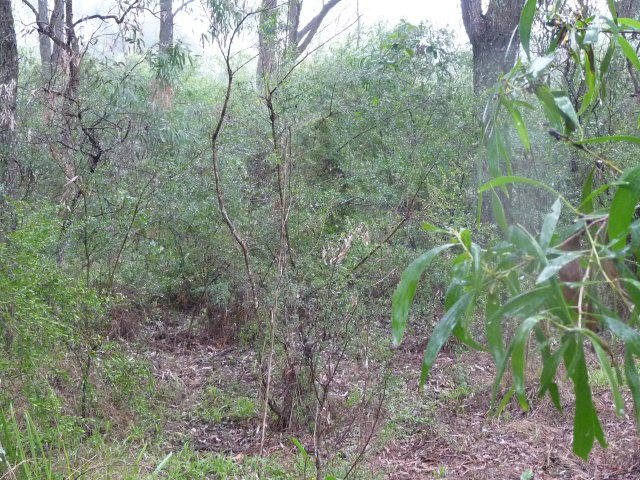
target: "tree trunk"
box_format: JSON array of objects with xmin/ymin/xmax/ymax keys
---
[
  {"xmin": 617, "ymin": 0, "xmax": 640, "ymax": 98},
  {"xmin": 59, "ymin": 0, "xmax": 80, "ymax": 209},
  {"xmin": 0, "ymin": 0, "xmax": 19, "ymax": 196},
  {"xmin": 256, "ymin": 0, "xmax": 342, "ymax": 90},
  {"xmin": 50, "ymin": 0, "xmax": 65, "ymax": 72},
  {"xmin": 256, "ymin": 0, "xmax": 278, "ymax": 90},
  {"xmin": 617, "ymin": 0, "xmax": 640, "ymax": 16},
  {"xmin": 461, "ymin": 0, "xmax": 523, "ymax": 225},
  {"xmin": 37, "ymin": 0, "xmax": 52, "ymax": 82},
  {"xmin": 159, "ymin": 0, "xmax": 173, "ymax": 55},
  {"xmin": 461, "ymin": 0, "xmax": 523, "ymax": 93}
]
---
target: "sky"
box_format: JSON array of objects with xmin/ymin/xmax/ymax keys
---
[
  {"xmin": 321, "ymin": 0, "xmax": 463, "ymax": 31},
  {"xmin": 13, "ymin": 0, "xmax": 468, "ymax": 54}
]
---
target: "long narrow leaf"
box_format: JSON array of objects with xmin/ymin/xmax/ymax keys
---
[
  {"xmin": 540, "ymin": 198, "xmax": 561, "ymax": 250},
  {"xmin": 580, "ymin": 167, "xmax": 595, "ymax": 214},
  {"xmin": 553, "ymin": 94, "xmax": 580, "ymax": 131},
  {"xmin": 567, "ymin": 340, "xmax": 607, "ymax": 459},
  {"xmin": 486, "ymin": 293, "xmax": 504, "ymax": 366},
  {"xmin": 624, "ymin": 350, "xmax": 640, "ymax": 432},
  {"xmin": 537, "ymin": 337, "xmax": 568, "ymax": 410},
  {"xmin": 491, "ymin": 190, "xmax": 508, "ymax": 233},
  {"xmin": 575, "ymin": 135, "xmax": 640, "ymax": 145},
  {"xmin": 392, "ymin": 244, "xmax": 455, "ymax": 345},
  {"xmin": 536, "ymin": 251, "xmax": 582, "ymax": 284},
  {"xmin": 584, "ymin": 330, "xmax": 624, "ymax": 416},
  {"xmin": 480, "ymin": 175, "xmax": 551, "ymax": 192},
  {"xmin": 520, "ymin": 0, "xmax": 537, "ymax": 59},
  {"xmin": 511, "ymin": 316, "xmax": 543, "ymax": 411},
  {"xmin": 420, "ymin": 293, "xmax": 473, "ymax": 387},
  {"xmin": 618, "ymin": 34, "xmax": 640, "ymax": 71},
  {"xmin": 608, "ymin": 165, "xmax": 640, "ymax": 250},
  {"xmin": 602, "ymin": 315, "xmax": 640, "ymax": 354}
]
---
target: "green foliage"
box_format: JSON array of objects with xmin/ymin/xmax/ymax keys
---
[
  {"xmin": 0, "ymin": 204, "xmax": 104, "ymax": 370},
  {"xmin": 393, "ymin": 3, "xmax": 640, "ymax": 460},
  {"xmin": 196, "ymin": 386, "xmax": 257, "ymax": 423}
]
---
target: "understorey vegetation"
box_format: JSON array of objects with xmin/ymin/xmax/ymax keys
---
[{"xmin": 2, "ymin": 0, "xmax": 640, "ymax": 478}]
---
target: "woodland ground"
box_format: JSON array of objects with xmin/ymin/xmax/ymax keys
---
[{"xmin": 107, "ymin": 305, "xmax": 640, "ymax": 480}]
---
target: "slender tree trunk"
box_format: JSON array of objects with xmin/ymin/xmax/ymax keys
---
[
  {"xmin": 37, "ymin": 0, "xmax": 53, "ymax": 83},
  {"xmin": 286, "ymin": 0, "xmax": 300, "ymax": 52},
  {"xmin": 159, "ymin": 0, "xmax": 173, "ymax": 54},
  {"xmin": 60, "ymin": 0, "xmax": 80, "ymax": 209},
  {"xmin": 461, "ymin": 0, "xmax": 523, "ymax": 224},
  {"xmin": 617, "ymin": 0, "xmax": 640, "ymax": 16},
  {"xmin": 256, "ymin": 0, "xmax": 278, "ymax": 90},
  {"xmin": 0, "ymin": 0, "xmax": 19, "ymax": 197},
  {"xmin": 50, "ymin": 0, "xmax": 64, "ymax": 72},
  {"xmin": 153, "ymin": 0, "xmax": 175, "ymax": 108}
]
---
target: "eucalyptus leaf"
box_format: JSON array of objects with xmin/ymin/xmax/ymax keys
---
[
  {"xmin": 420, "ymin": 293, "xmax": 473, "ymax": 387},
  {"xmin": 540, "ymin": 198, "xmax": 561, "ymax": 250},
  {"xmin": 618, "ymin": 35, "xmax": 640, "ymax": 71},
  {"xmin": 392, "ymin": 244, "xmax": 455, "ymax": 346},
  {"xmin": 520, "ymin": 0, "xmax": 537, "ymax": 58},
  {"xmin": 608, "ymin": 165, "xmax": 640, "ymax": 250},
  {"xmin": 536, "ymin": 251, "xmax": 582, "ymax": 284}
]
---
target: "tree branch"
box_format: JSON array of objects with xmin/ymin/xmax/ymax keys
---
[
  {"xmin": 460, "ymin": 0, "xmax": 484, "ymax": 43},
  {"xmin": 296, "ymin": 0, "xmax": 342, "ymax": 56},
  {"xmin": 72, "ymin": 0, "xmax": 142, "ymax": 28},
  {"xmin": 172, "ymin": 0, "xmax": 196, "ymax": 17}
]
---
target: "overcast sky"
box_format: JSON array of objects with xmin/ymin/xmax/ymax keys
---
[
  {"xmin": 324, "ymin": 0, "xmax": 463, "ymax": 30},
  {"xmin": 14, "ymin": 0, "xmax": 468, "ymax": 54}
]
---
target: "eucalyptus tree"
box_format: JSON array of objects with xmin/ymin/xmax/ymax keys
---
[
  {"xmin": 33, "ymin": 0, "xmax": 63, "ymax": 84},
  {"xmin": 256, "ymin": 0, "xmax": 342, "ymax": 89},
  {"xmin": 394, "ymin": 0, "xmax": 640, "ymax": 461},
  {"xmin": 22, "ymin": 0, "xmax": 143, "ymax": 208},
  {"xmin": 461, "ymin": 0, "xmax": 524, "ymax": 93},
  {"xmin": 0, "ymin": 0, "xmax": 18, "ymax": 196}
]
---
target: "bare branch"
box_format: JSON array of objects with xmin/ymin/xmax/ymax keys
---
[
  {"xmin": 22, "ymin": 0, "xmax": 69, "ymax": 51},
  {"xmin": 72, "ymin": 0, "xmax": 142, "ymax": 28},
  {"xmin": 172, "ymin": 0, "xmax": 196, "ymax": 16},
  {"xmin": 296, "ymin": 0, "xmax": 342, "ymax": 56}
]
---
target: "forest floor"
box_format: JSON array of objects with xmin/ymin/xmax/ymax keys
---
[{"xmin": 118, "ymin": 311, "xmax": 640, "ymax": 480}]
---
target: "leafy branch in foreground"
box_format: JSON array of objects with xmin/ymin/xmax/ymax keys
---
[{"xmin": 393, "ymin": 2, "xmax": 640, "ymax": 460}]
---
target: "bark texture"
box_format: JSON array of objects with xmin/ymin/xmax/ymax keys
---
[
  {"xmin": 37, "ymin": 0, "xmax": 52, "ymax": 82},
  {"xmin": 159, "ymin": 0, "xmax": 173, "ymax": 54},
  {"xmin": 461, "ymin": 0, "xmax": 524, "ymax": 93},
  {"xmin": 0, "ymin": 0, "xmax": 19, "ymax": 194}
]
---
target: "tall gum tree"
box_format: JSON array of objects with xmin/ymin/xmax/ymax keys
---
[
  {"xmin": 461, "ymin": 0, "xmax": 524, "ymax": 93},
  {"xmin": 0, "ymin": 0, "xmax": 18, "ymax": 196},
  {"xmin": 22, "ymin": 0, "xmax": 142, "ymax": 210},
  {"xmin": 461, "ymin": 0, "xmax": 524, "ymax": 224},
  {"xmin": 256, "ymin": 0, "xmax": 342, "ymax": 90}
]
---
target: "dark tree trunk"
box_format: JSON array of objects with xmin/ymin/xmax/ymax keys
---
[
  {"xmin": 461, "ymin": 0, "xmax": 524, "ymax": 93},
  {"xmin": 159, "ymin": 0, "xmax": 173, "ymax": 55},
  {"xmin": 0, "ymin": 0, "xmax": 19, "ymax": 196},
  {"xmin": 461, "ymin": 0, "xmax": 523, "ymax": 225}
]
